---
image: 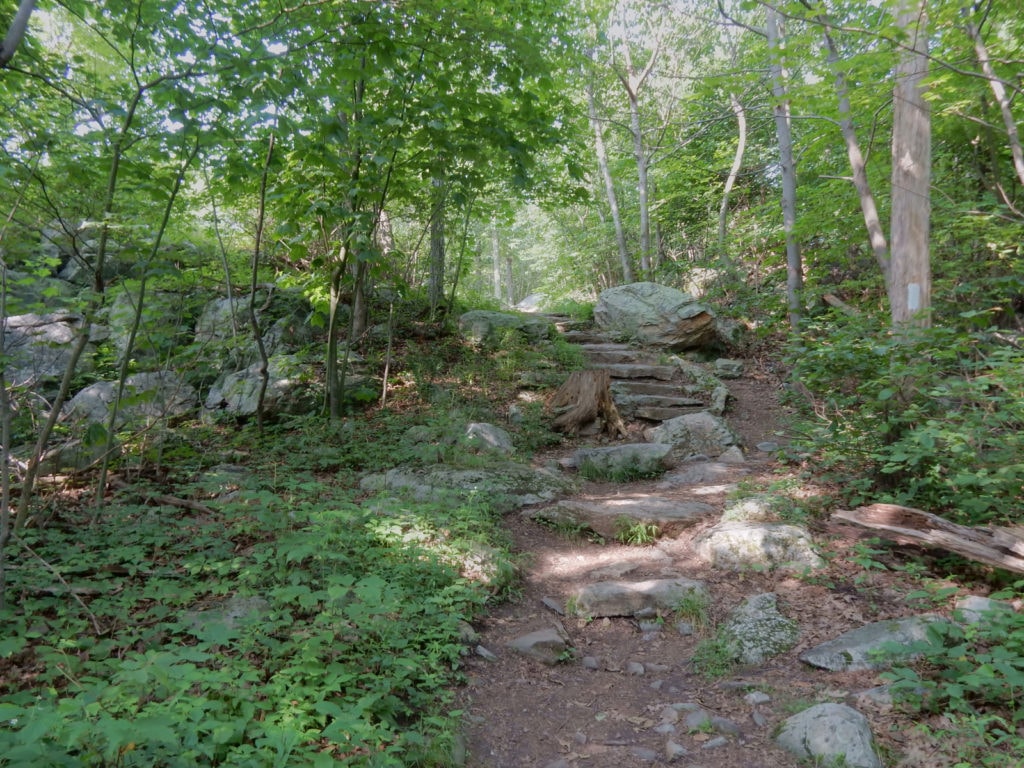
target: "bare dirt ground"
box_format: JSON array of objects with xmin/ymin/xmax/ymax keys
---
[{"xmin": 456, "ymin": 370, "xmax": 955, "ymax": 768}]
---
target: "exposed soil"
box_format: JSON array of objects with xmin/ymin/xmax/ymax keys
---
[{"xmin": 456, "ymin": 367, "xmax": 961, "ymax": 768}]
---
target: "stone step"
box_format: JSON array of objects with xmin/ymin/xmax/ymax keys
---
[
  {"xmin": 582, "ymin": 348, "xmax": 659, "ymax": 365},
  {"xmin": 634, "ymin": 405, "xmax": 706, "ymax": 422},
  {"xmin": 614, "ymin": 394, "xmax": 704, "ymax": 410},
  {"xmin": 611, "ymin": 380, "xmax": 699, "ymax": 397},
  {"xmin": 562, "ymin": 330, "xmax": 614, "ymax": 344},
  {"xmin": 603, "ymin": 363, "xmax": 677, "ymax": 381}
]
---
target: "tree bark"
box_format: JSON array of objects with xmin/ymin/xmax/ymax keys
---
[
  {"xmin": 587, "ymin": 78, "xmax": 633, "ymax": 283},
  {"xmin": 428, "ymin": 175, "xmax": 446, "ymax": 315},
  {"xmin": 490, "ymin": 217, "xmax": 502, "ymax": 302},
  {"xmin": 889, "ymin": 0, "xmax": 931, "ymax": 329},
  {"xmin": 0, "ymin": 0, "xmax": 35, "ymax": 67},
  {"xmin": 766, "ymin": 8, "xmax": 802, "ymax": 329},
  {"xmin": 819, "ymin": 23, "xmax": 890, "ymax": 284},
  {"xmin": 965, "ymin": 15, "xmax": 1024, "ymax": 190},
  {"xmin": 717, "ymin": 92, "xmax": 747, "ymax": 263}
]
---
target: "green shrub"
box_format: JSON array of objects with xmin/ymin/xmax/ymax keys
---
[{"xmin": 786, "ymin": 311, "xmax": 1024, "ymax": 523}]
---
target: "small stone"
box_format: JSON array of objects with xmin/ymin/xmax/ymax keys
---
[
  {"xmin": 756, "ymin": 441, "xmax": 779, "ymax": 452},
  {"xmin": 751, "ymin": 711, "xmax": 768, "ymax": 728},
  {"xmin": 647, "ymin": 662, "xmax": 670, "ymax": 673},
  {"xmin": 638, "ymin": 620, "xmax": 663, "ymax": 633},
  {"xmin": 629, "ymin": 747, "xmax": 659, "ymax": 761},
  {"xmin": 650, "ymin": 680, "xmax": 664, "ymax": 691},
  {"xmin": 675, "ymin": 620, "xmax": 695, "ymax": 636},
  {"xmin": 541, "ymin": 596, "xmax": 565, "ymax": 615},
  {"xmin": 665, "ymin": 740, "xmax": 688, "ymax": 761},
  {"xmin": 702, "ymin": 736, "xmax": 729, "ymax": 749},
  {"xmin": 745, "ymin": 691, "xmax": 771, "ymax": 706},
  {"xmin": 573, "ymin": 731, "xmax": 587, "ymax": 745},
  {"xmin": 660, "ymin": 705, "xmax": 680, "ymax": 723},
  {"xmin": 627, "ymin": 661, "xmax": 646, "ymax": 675},
  {"xmin": 582, "ymin": 655, "xmax": 600, "ymax": 670},
  {"xmin": 684, "ymin": 709, "xmax": 712, "ymax": 731},
  {"xmin": 655, "ymin": 723, "xmax": 677, "ymax": 734},
  {"xmin": 475, "ymin": 645, "xmax": 497, "ymax": 661},
  {"xmin": 710, "ymin": 716, "xmax": 742, "ymax": 735}
]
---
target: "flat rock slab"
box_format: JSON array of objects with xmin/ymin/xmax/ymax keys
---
[
  {"xmin": 723, "ymin": 593, "xmax": 799, "ymax": 664},
  {"xmin": 528, "ymin": 496, "xmax": 713, "ymax": 540},
  {"xmin": 693, "ymin": 521, "xmax": 824, "ymax": 571},
  {"xmin": 507, "ymin": 627, "xmax": 570, "ymax": 665},
  {"xmin": 799, "ymin": 615, "xmax": 946, "ymax": 672},
  {"xmin": 603, "ymin": 363, "xmax": 678, "ymax": 381},
  {"xmin": 775, "ymin": 703, "xmax": 882, "ymax": 768},
  {"xmin": 657, "ymin": 461, "xmax": 747, "ymax": 488},
  {"xmin": 572, "ymin": 443, "xmax": 674, "ymax": 477},
  {"xmin": 360, "ymin": 462, "xmax": 577, "ymax": 509},
  {"xmin": 571, "ymin": 577, "xmax": 707, "ymax": 618}
]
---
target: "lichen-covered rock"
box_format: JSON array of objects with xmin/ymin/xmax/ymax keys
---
[
  {"xmin": 775, "ymin": 703, "xmax": 882, "ymax": 768},
  {"xmin": 645, "ymin": 412, "xmax": 739, "ymax": 458},
  {"xmin": 593, "ymin": 282, "xmax": 716, "ymax": 350},
  {"xmin": 799, "ymin": 616, "xmax": 947, "ymax": 672},
  {"xmin": 458, "ymin": 310, "xmax": 555, "ymax": 346},
  {"xmin": 693, "ymin": 521, "xmax": 823, "ymax": 571},
  {"xmin": 723, "ymin": 593, "xmax": 798, "ymax": 664}
]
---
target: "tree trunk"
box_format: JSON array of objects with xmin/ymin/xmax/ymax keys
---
[
  {"xmin": 717, "ymin": 92, "xmax": 747, "ymax": 264},
  {"xmin": 820, "ymin": 23, "xmax": 890, "ymax": 283},
  {"xmin": 966, "ymin": 15, "xmax": 1024, "ymax": 190},
  {"xmin": 889, "ymin": 0, "xmax": 931, "ymax": 329},
  {"xmin": 491, "ymin": 217, "xmax": 502, "ymax": 302},
  {"xmin": 428, "ymin": 175, "xmax": 446, "ymax": 315},
  {"xmin": 627, "ymin": 88, "xmax": 653, "ymax": 280},
  {"xmin": 587, "ymin": 79, "xmax": 633, "ymax": 283},
  {"xmin": 766, "ymin": 8, "xmax": 802, "ymax": 329},
  {"xmin": 549, "ymin": 369, "xmax": 627, "ymax": 438}
]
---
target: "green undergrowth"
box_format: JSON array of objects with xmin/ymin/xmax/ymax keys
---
[
  {"xmin": 0, "ymin": 454, "xmax": 514, "ymax": 767},
  {"xmin": 787, "ymin": 310, "xmax": 1024, "ymax": 525}
]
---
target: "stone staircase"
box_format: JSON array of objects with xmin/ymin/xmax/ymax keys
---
[{"xmin": 552, "ymin": 317, "xmax": 717, "ymax": 425}]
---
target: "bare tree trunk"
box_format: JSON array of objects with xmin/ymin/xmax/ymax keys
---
[
  {"xmin": 627, "ymin": 89, "xmax": 653, "ymax": 279},
  {"xmin": 247, "ymin": 134, "xmax": 275, "ymax": 434},
  {"xmin": 490, "ymin": 217, "xmax": 502, "ymax": 302},
  {"xmin": 428, "ymin": 175, "xmax": 446, "ymax": 315},
  {"xmin": 766, "ymin": 8, "xmax": 802, "ymax": 329},
  {"xmin": 0, "ymin": 0, "xmax": 35, "ymax": 67},
  {"xmin": 820, "ymin": 23, "xmax": 890, "ymax": 285},
  {"xmin": 889, "ymin": 0, "xmax": 931, "ymax": 329},
  {"xmin": 587, "ymin": 79, "xmax": 633, "ymax": 283},
  {"xmin": 717, "ymin": 92, "xmax": 747, "ymax": 264},
  {"xmin": 965, "ymin": 15, "xmax": 1024, "ymax": 189}
]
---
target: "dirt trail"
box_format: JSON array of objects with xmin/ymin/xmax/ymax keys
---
[{"xmin": 456, "ymin": 374, "xmax": 905, "ymax": 768}]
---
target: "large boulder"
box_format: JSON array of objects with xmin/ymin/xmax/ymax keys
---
[
  {"xmin": 458, "ymin": 310, "xmax": 555, "ymax": 346},
  {"xmin": 105, "ymin": 289, "xmax": 191, "ymax": 365},
  {"xmin": 63, "ymin": 371, "xmax": 198, "ymax": 429},
  {"xmin": 645, "ymin": 411, "xmax": 740, "ymax": 458},
  {"xmin": 204, "ymin": 354, "xmax": 319, "ymax": 418},
  {"xmin": 593, "ymin": 282, "xmax": 716, "ymax": 350},
  {"xmin": 3, "ymin": 311, "xmax": 95, "ymax": 387}
]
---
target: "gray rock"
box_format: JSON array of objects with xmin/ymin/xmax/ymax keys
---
[
  {"xmin": 464, "ymin": 422, "xmax": 514, "ymax": 454},
  {"xmin": 475, "ymin": 645, "xmax": 498, "ymax": 661},
  {"xmin": 64, "ymin": 371, "xmax": 198, "ymax": 430},
  {"xmin": 527, "ymin": 495, "xmax": 712, "ymax": 541},
  {"xmin": 701, "ymin": 736, "xmax": 729, "ymax": 749},
  {"xmin": 458, "ymin": 309, "xmax": 555, "ymax": 346},
  {"xmin": 657, "ymin": 461, "xmax": 745, "ymax": 488},
  {"xmin": 799, "ymin": 615, "xmax": 946, "ymax": 672},
  {"xmin": 360, "ymin": 462, "xmax": 577, "ymax": 510},
  {"xmin": 714, "ymin": 358, "xmax": 744, "ymax": 379},
  {"xmin": 105, "ymin": 289, "xmax": 189, "ymax": 365},
  {"xmin": 593, "ymin": 282, "xmax": 717, "ymax": 350},
  {"xmin": 645, "ymin": 412, "xmax": 740, "ymax": 458},
  {"xmin": 720, "ymin": 495, "xmax": 778, "ymax": 523},
  {"xmin": 723, "ymin": 593, "xmax": 799, "ymax": 664},
  {"xmin": 572, "ymin": 577, "xmax": 707, "ymax": 619},
  {"xmin": 744, "ymin": 691, "xmax": 771, "ymax": 706},
  {"xmin": 775, "ymin": 703, "xmax": 882, "ymax": 768},
  {"xmin": 204, "ymin": 353, "xmax": 320, "ymax": 418},
  {"xmin": 954, "ymin": 595, "xmax": 1014, "ymax": 625},
  {"xmin": 507, "ymin": 627, "xmax": 570, "ymax": 665},
  {"xmin": 665, "ymin": 740, "xmax": 688, "ymax": 761},
  {"xmin": 693, "ymin": 521, "xmax": 824, "ymax": 571},
  {"xmin": 572, "ymin": 443, "xmax": 674, "ymax": 477},
  {"xmin": 3, "ymin": 311, "xmax": 95, "ymax": 387},
  {"xmin": 629, "ymin": 747, "xmax": 659, "ymax": 761},
  {"xmin": 185, "ymin": 595, "xmax": 270, "ymax": 639}
]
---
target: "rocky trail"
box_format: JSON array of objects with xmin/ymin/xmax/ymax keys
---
[{"xmin": 454, "ymin": 320, "xmax": 995, "ymax": 768}]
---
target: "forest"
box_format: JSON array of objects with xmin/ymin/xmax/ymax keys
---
[{"xmin": 1, "ymin": 0, "xmax": 1023, "ymax": 765}]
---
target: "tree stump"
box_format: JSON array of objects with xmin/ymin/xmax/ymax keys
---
[{"xmin": 548, "ymin": 369, "xmax": 628, "ymax": 438}]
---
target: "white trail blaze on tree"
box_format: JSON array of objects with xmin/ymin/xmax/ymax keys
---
[{"xmin": 889, "ymin": 0, "xmax": 931, "ymax": 329}]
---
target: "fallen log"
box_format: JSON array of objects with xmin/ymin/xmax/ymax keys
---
[
  {"xmin": 548, "ymin": 369, "xmax": 628, "ymax": 438},
  {"xmin": 833, "ymin": 503, "xmax": 1024, "ymax": 574}
]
